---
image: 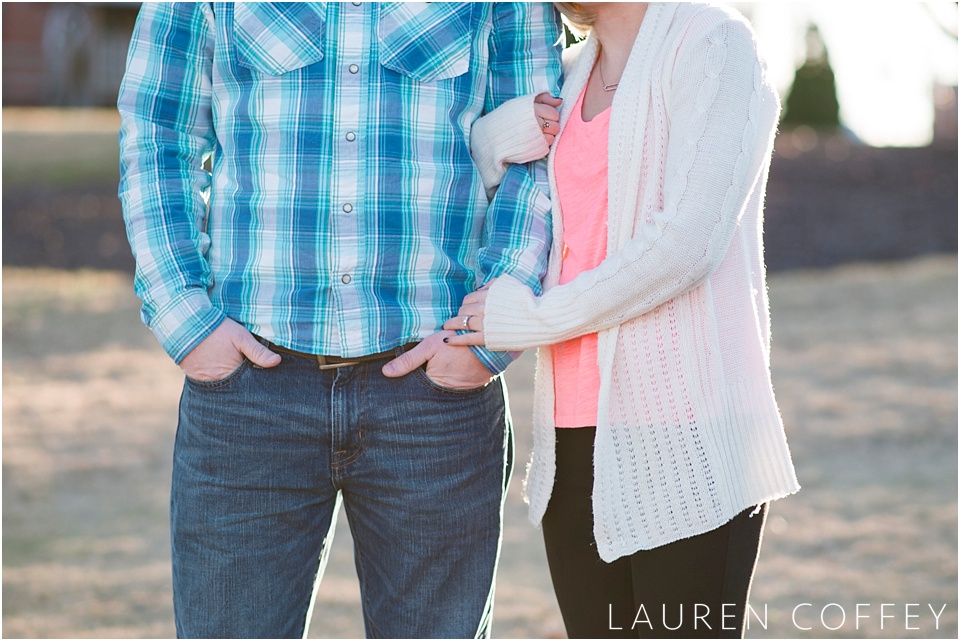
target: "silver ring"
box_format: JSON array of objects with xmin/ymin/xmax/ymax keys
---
[
  {"xmin": 462, "ymin": 315, "xmax": 472, "ymax": 330},
  {"xmin": 541, "ymin": 119, "xmax": 550, "ymax": 130}
]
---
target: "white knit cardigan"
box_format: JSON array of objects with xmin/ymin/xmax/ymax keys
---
[{"xmin": 472, "ymin": 3, "xmax": 799, "ymax": 561}]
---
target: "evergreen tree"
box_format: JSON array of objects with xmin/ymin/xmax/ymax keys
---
[{"xmin": 782, "ymin": 24, "xmax": 841, "ymax": 129}]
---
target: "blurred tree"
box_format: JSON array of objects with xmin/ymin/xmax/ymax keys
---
[{"xmin": 781, "ymin": 24, "xmax": 841, "ymax": 129}]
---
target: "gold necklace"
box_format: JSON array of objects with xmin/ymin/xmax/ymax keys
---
[{"xmin": 599, "ymin": 57, "xmax": 619, "ymax": 92}]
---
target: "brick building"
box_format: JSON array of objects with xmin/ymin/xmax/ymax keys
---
[{"xmin": 2, "ymin": 2, "xmax": 139, "ymax": 106}]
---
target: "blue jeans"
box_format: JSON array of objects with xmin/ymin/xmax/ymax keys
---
[{"xmin": 171, "ymin": 345, "xmax": 513, "ymax": 638}]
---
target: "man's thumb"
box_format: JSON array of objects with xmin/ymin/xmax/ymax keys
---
[
  {"xmin": 382, "ymin": 344, "xmax": 430, "ymax": 378},
  {"xmin": 238, "ymin": 335, "xmax": 282, "ymax": 368}
]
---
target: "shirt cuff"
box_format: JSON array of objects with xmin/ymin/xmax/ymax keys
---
[
  {"xmin": 147, "ymin": 288, "xmax": 227, "ymax": 363},
  {"xmin": 469, "ymin": 343, "xmax": 521, "ymax": 375}
]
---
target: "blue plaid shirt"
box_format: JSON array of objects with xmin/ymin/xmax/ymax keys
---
[{"xmin": 118, "ymin": 2, "xmax": 561, "ymax": 373}]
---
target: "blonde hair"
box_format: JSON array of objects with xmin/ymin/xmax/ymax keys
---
[{"xmin": 554, "ymin": 2, "xmax": 596, "ymax": 38}]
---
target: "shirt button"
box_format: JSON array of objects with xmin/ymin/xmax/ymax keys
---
[
  {"xmin": 341, "ymin": 274, "xmax": 352, "ymax": 284},
  {"xmin": 342, "ymin": 203, "xmax": 353, "ymax": 213},
  {"xmin": 352, "ymin": 1, "xmax": 362, "ymax": 5},
  {"xmin": 348, "ymin": 64, "xmax": 359, "ymax": 74},
  {"xmin": 345, "ymin": 132, "xmax": 356, "ymax": 142}
]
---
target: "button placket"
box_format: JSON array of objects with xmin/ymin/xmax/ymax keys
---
[{"xmin": 331, "ymin": 2, "xmax": 366, "ymax": 350}]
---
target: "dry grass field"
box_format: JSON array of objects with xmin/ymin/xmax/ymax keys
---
[{"xmin": 3, "ymin": 256, "xmax": 956, "ymax": 639}]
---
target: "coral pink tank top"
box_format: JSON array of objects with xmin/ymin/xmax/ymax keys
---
[{"xmin": 551, "ymin": 88, "xmax": 610, "ymax": 428}]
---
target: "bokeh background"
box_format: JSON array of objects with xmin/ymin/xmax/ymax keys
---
[{"xmin": 3, "ymin": 2, "xmax": 957, "ymax": 638}]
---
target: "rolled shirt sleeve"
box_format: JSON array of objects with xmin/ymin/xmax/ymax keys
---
[{"xmin": 118, "ymin": 3, "xmax": 223, "ymax": 363}]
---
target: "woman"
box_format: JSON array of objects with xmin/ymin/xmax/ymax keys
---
[{"xmin": 451, "ymin": 3, "xmax": 799, "ymax": 638}]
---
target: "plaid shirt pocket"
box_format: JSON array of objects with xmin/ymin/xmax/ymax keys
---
[
  {"xmin": 377, "ymin": 2, "xmax": 475, "ymax": 82},
  {"xmin": 233, "ymin": 2, "xmax": 326, "ymax": 75}
]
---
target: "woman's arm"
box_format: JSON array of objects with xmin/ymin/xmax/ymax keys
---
[
  {"xmin": 471, "ymin": 93, "xmax": 562, "ymax": 193},
  {"xmin": 449, "ymin": 17, "xmax": 780, "ymax": 351}
]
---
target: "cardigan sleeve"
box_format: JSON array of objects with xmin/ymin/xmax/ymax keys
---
[
  {"xmin": 471, "ymin": 38, "xmax": 591, "ymax": 194},
  {"xmin": 483, "ymin": 17, "xmax": 780, "ymax": 351},
  {"xmin": 470, "ymin": 93, "xmax": 551, "ymax": 194}
]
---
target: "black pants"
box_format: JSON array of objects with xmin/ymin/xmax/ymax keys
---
[{"xmin": 542, "ymin": 427, "xmax": 767, "ymax": 639}]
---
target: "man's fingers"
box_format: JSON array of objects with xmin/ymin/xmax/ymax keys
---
[
  {"xmin": 382, "ymin": 341, "xmax": 433, "ymax": 377},
  {"xmin": 237, "ymin": 333, "xmax": 281, "ymax": 368},
  {"xmin": 442, "ymin": 332, "xmax": 486, "ymax": 347}
]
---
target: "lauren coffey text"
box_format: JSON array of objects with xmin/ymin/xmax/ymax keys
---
[{"xmin": 608, "ymin": 603, "xmax": 951, "ymax": 633}]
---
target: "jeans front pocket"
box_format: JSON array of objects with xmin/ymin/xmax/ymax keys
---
[
  {"xmin": 378, "ymin": 3, "xmax": 474, "ymax": 82},
  {"xmin": 413, "ymin": 365, "xmax": 493, "ymax": 397},
  {"xmin": 184, "ymin": 358, "xmax": 252, "ymax": 390}
]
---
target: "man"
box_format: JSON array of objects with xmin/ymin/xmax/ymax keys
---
[{"xmin": 118, "ymin": 2, "xmax": 560, "ymax": 638}]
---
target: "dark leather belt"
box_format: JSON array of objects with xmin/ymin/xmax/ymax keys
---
[{"xmin": 258, "ymin": 336, "xmax": 418, "ymax": 371}]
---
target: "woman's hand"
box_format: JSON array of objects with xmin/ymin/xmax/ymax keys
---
[
  {"xmin": 534, "ymin": 93, "xmax": 563, "ymax": 147},
  {"xmin": 441, "ymin": 282, "xmax": 495, "ymax": 346}
]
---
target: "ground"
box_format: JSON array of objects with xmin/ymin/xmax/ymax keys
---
[
  {"xmin": 2, "ymin": 109, "xmax": 958, "ymax": 638},
  {"xmin": 4, "ymin": 258, "xmax": 956, "ymax": 639}
]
